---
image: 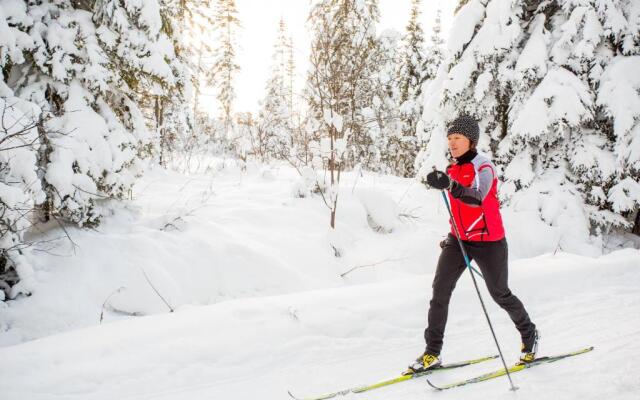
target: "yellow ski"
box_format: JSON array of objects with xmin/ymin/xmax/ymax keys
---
[
  {"xmin": 287, "ymin": 354, "xmax": 497, "ymax": 400},
  {"xmin": 427, "ymin": 346, "xmax": 594, "ymax": 391}
]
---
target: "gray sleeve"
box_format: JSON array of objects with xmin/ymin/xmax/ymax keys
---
[{"xmin": 450, "ymin": 164, "xmax": 494, "ymax": 207}]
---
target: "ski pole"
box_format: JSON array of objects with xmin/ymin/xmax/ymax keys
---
[{"xmin": 439, "ymin": 190, "xmax": 518, "ymax": 392}]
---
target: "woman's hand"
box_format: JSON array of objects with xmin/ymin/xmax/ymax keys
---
[{"xmin": 426, "ymin": 170, "xmax": 452, "ymax": 190}]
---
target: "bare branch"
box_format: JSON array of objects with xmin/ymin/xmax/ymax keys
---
[
  {"xmin": 100, "ymin": 286, "xmax": 125, "ymax": 324},
  {"xmin": 140, "ymin": 267, "xmax": 174, "ymax": 312},
  {"xmin": 72, "ymin": 184, "xmax": 111, "ymax": 199},
  {"xmin": 340, "ymin": 257, "xmax": 409, "ymax": 278}
]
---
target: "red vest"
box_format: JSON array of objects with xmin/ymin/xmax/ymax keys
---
[{"xmin": 446, "ymin": 157, "xmax": 505, "ymax": 242}]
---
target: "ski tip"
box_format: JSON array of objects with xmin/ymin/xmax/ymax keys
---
[
  {"xmin": 287, "ymin": 390, "xmax": 302, "ymax": 400},
  {"xmin": 426, "ymin": 379, "xmax": 443, "ymax": 391}
]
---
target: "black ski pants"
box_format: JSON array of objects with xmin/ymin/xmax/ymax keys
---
[{"xmin": 424, "ymin": 234, "xmax": 536, "ymax": 356}]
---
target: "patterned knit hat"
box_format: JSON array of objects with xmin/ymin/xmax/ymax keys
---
[{"xmin": 447, "ymin": 115, "xmax": 479, "ymax": 145}]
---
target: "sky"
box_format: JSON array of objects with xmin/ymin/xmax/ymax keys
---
[{"xmin": 199, "ymin": 0, "xmax": 456, "ymax": 116}]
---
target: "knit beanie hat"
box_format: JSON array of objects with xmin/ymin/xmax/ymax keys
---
[{"xmin": 447, "ymin": 115, "xmax": 479, "ymax": 145}]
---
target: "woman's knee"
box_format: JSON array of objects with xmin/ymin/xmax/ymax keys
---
[
  {"xmin": 489, "ymin": 288, "xmax": 513, "ymax": 304},
  {"xmin": 431, "ymin": 283, "xmax": 456, "ymax": 305}
]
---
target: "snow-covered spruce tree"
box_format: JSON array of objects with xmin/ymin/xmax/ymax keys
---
[
  {"xmin": 0, "ymin": 86, "xmax": 45, "ymax": 300},
  {"xmin": 285, "ymin": 34, "xmax": 296, "ymax": 127},
  {"xmin": 151, "ymin": 0, "xmax": 196, "ymax": 167},
  {"xmin": 94, "ymin": 0, "xmax": 190, "ymax": 167},
  {"xmin": 211, "ymin": 0, "xmax": 241, "ymax": 145},
  {"xmin": 576, "ymin": 3, "xmax": 640, "ymax": 236},
  {"xmin": 371, "ymin": 29, "xmax": 402, "ymax": 175},
  {"xmin": 306, "ymin": 0, "xmax": 380, "ymax": 234},
  {"xmin": 424, "ymin": 8, "xmax": 445, "ymax": 84},
  {"xmin": 394, "ymin": 2, "xmax": 445, "ymax": 177},
  {"xmin": 406, "ymin": 8, "xmax": 445, "ymax": 176},
  {"xmin": 174, "ymin": 0, "xmax": 215, "ymax": 120},
  {"xmin": 398, "ymin": 0, "xmax": 427, "ymax": 117},
  {"xmin": 256, "ymin": 18, "xmax": 294, "ymax": 161},
  {"xmin": 279, "ymin": 18, "xmax": 296, "ymax": 131},
  {"xmin": 168, "ymin": 0, "xmax": 215, "ymax": 159},
  {"xmin": 234, "ymin": 112, "xmax": 256, "ymax": 162},
  {"xmin": 0, "ymin": 3, "xmax": 54, "ymax": 299},
  {"xmin": 0, "ymin": 0, "xmax": 184, "ymax": 297},
  {"xmin": 285, "ymin": 34, "xmax": 311, "ymax": 171},
  {"xmin": 17, "ymin": 2, "xmax": 124, "ymax": 225},
  {"xmin": 31, "ymin": 0, "xmax": 180, "ymax": 225},
  {"xmin": 416, "ymin": 0, "xmax": 640, "ymax": 245},
  {"xmin": 346, "ymin": 3, "xmax": 381, "ymax": 171}
]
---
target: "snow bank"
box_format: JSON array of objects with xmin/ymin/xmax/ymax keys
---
[
  {"xmin": 0, "ymin": 246, "xmax": 638, "ymax": 399},
  {"xmin": 2, "ymin": 160, "xmax": 630, "ymax": 349}
]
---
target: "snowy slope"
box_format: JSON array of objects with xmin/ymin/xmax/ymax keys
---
[{"xmin": 1, "ymin": 161, "xmax": 639, "ymax": 399}]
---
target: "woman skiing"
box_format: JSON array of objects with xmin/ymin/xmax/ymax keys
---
[{"xmin": 406, "ymin": 115, "xmax": 538, "ymax": 374}]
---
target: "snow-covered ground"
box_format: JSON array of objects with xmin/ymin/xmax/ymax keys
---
[{"xmin": 1, "ymin": 160, "xmax": 639, "ymax": 400}]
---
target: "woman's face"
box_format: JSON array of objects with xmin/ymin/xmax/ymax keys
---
[{"xmin": 448, "ymin": 133, "xmax": 471, "ymax": 159}]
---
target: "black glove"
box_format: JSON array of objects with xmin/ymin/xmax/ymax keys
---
[
  {"xmin": 449, "ymin": 180, "xmax": 464, "ymax": 198},
  {"xmin": 426, "ymin": 170, "xmax": 451, "ymax": 190}
]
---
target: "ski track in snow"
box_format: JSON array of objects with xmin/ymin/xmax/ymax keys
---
[{"xmin": 1, "ymin": 162, "xmax": 639, "ymax": 400}]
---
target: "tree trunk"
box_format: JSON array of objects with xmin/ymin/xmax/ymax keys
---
[
  {"xmin": 193, "ymin": 41, "xmax": 204, "ymax": 135},
  {"xmin": 155, "ymin": 96, "xmax": 165, "ymax": 167},
  {"xmin": 330, "ymin": 124, "xmax": 336, "ymax": 229},
  {"xmin": 633, "ymin": 209, "xmax": 640, "ymax": 236},
  {"xmin": 73, "ymin": 0, "xmax": 95, "ymax": 11}
]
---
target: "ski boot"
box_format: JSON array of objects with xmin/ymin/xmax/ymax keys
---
[
  {"xmin": 403, "ymin": 352, "xmax": 441, "ymax": 375},
  {"xmin": 517, "ymin": 329, "xmax": 540, "ymax": 365}
]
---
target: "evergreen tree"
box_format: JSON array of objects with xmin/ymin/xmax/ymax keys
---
[
  {"xmin": 166, "ymin": 0, "xmax": 216, "ymax": 156},
  {"xmin": 417, "ymin": 0, "xmax": 640, "ymax": 244},
  {"xmin": 286, "ymin": 34, "xmax": 296, "ymax": 130},
  {"xmin": 404, "ymin": 8, "xmax": 444, "ymax": 177},
  {"xmin": 211, "ymin": 0, "xmax": 241, "ymax": 141},
  {"xmin": 32, "ymin": 0, "xmax": 172, "ymax": 226},
  {"xmin": 398, "ymin": 0, "xmax": 427, "ymax": 108},
  {"xmin": 372, "ymin": 29, "xmax": 403, "ymax": 175},
  {"xmin": 393, "ymin": 0, "xmax": 444, "ymax": 177},
  {"xmin": 80, "ymin": 0, "xmax": 189, "ymax": 169},
  {"xmin": 257, "ymin": 18, "xmax": 294, "ymax": 161},
  {"xmin": 0, "ymin": 0, "xmax": 184, "ymax": 297},
  {"xmin": 424, "ymin": 8, "xmax": 445, "ymax": 82},
  {"xmin": 0, "ymin": 83, "xmax": 45, "ymax": 300}
]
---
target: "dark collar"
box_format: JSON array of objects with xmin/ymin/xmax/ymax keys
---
[{"xmin": 454, "ymin": 149, "xmax": 477, "ymax": 164}]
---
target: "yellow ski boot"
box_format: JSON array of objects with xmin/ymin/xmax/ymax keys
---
[
  {"xmin": 517, "ymin": 329, "xmax": 540, "ymax": 365},
  {"xmin": 403, "ymin": 352, "xmax": 442, "ymax": 375}
]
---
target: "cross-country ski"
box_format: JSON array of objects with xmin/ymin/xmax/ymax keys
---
[
  {"xmin": 288, "ymin": 354, "xmax": 497, "ymax": 400},
  {"xmin": 426, "ymin": 347, "xmax": 594, "ymax": 391}
]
